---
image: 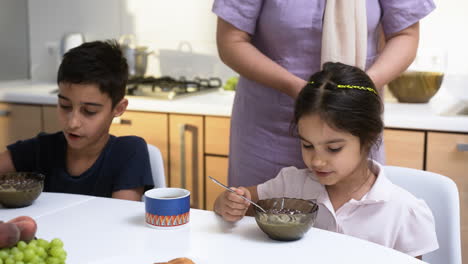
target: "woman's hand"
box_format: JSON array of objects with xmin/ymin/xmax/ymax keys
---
[{"xmin": 214, "ymin": 187, "xmax": 252, "ymax": 222}]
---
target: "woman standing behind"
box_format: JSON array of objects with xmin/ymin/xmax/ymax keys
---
[{"xmin": 212, "ymin": 0, "xmax": 436, "ymax": 187}]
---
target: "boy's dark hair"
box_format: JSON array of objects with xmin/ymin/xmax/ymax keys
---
[
  {"xmin": 57, "ymin": 40, "xmax": 128, "ymax": 107},
  {"xmin": 293, "ymin": 62, "xmax": 383, "ymax": 154}
]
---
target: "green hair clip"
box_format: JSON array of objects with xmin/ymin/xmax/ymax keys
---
[{"xmin": 309, "ymin": 81, "xmax": 377, "ymax": 95}]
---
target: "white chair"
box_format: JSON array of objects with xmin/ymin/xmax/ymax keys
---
[
  {"xmin": 384, "ymin": 165, "xmax": 462, "ymax": 264},
  {"xmin": 147, "ymin": 144, "xmax": 166, "ymax": 188}
]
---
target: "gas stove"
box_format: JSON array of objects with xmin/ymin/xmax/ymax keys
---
[{"xmin": 126, "ymin": 76, "xmax": 222, "ymax": 100}]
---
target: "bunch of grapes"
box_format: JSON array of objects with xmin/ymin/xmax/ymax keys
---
[
  {"xmin": 0, "ymin": 238, "xmax": 66, "ymax": 264},
  {"xmin": 223, "ymin": 76, "xmax": 239, "ymax": 91}
]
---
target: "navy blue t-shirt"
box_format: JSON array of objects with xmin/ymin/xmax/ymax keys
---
[{"xmin": 7, "ymin": 132, "xmax": 154, "ymax": 198}]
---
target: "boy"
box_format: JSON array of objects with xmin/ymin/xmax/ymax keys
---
[{"xmin": 0, "ymin": 40, "xmax": 153, "ymax": 201}]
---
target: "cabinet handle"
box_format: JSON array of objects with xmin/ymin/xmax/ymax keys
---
[
  {"xmin": 111, "ymin": 117, "xmax": 132, "ymax": 125},
  {"xmin": 0, "ymin": 110, "xmax": 10, "ymax": 117},
  {"xmin": 179, "ymin": 124, "xmax": 199, "ymax": 209},
  {"xmin": 457, "ymin": 143, "xmax": 468, "ymax": 152}
]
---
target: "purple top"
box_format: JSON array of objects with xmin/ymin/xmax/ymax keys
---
[{"xmin": 213, "ymin": 0, "xmax": 436, "ymax": 187}]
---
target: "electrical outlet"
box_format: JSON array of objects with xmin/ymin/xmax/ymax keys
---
[{"xmin": 46, "ymin": 42, "xmax": 59, "ymax": 56}]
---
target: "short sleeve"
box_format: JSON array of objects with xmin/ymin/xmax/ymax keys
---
[
  {"xmin": 394, "ymin": 199, "xmax": 439, "ymax": 257},
  {"xmin": 7, "ymin": 137, "xmax": 40, "ymax": 172},
  {"xmin": 112, "ymin": 137, "xmax": 154, "ymax": 192},
  {"xmin": 379, "ymin": 0, "xmax": 436, "ymax": 36},
  {"xmin": 257, "ymin": 167, "xmax": 288, "ymax": 200},
  {"xmin": 212, "ymin": 0, "xmax": 264, "ymax": 34}
]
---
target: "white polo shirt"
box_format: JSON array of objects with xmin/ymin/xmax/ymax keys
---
[{"xmin": 257, "ymin": 161, "xmax": 439, "ymax": 257}]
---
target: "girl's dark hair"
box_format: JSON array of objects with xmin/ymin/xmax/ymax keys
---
[
  {"xmin": 57, "ymin": 40, "xmax": 128, "ymax": 107},
  {"xmin": 293, "ymin": 62, "xmax": 383, "ymax": 154}
]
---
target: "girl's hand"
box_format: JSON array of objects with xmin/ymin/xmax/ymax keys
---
[{"xmin": 214, "ymin": 187, "xmax": 251, "ymax": 222}]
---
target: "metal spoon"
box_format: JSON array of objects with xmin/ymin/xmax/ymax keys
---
[{"xmin": 208, "ymin": 176, "xmax": 267, "ymax": 213}]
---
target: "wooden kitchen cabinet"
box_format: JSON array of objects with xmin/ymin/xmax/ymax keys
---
[
  {"xmin": 384, "ymin": 129, "xmax": 425, "ymax": 170},
  {"xmin": 205, "ymin": 116, "xmax": 230, "ymax": 155},
  {"xmin": 42, "ymin": 105, "xmax": 61, "ymax": 133},
  {"xmin": 169, "ymin": 114, "xmax": 204, "ymax": 209},
  {"xmin": 0, "ymin": 103, "xmax": 42, "ymax": 150},
  {"xmin": 205, "ymin": 156, "xmax": 229, "ymax": 211},
  {"xmin": 109, "ymin": 111, "xmax": 169, "ymax": 184},
  {"xmin": 204, "ymin": 116, "xmax": 230, "ymax": 210},
  {"xmin": 426, "ymin": 132, "xmax": 468, "ymax": 262}
]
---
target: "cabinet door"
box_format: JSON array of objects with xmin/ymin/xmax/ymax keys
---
[
  {"xmin": 109, "ymin": 111, "xmax": 169, "ymax": 184},
  {"xmin": 169, "ymin": 114, "xmax": 204, "ymax": 209},
  {"xmin": 205, "ymin": 116, "xmax": 230, "ymax": 156},
  {"xmin": 42, "ymin": 105, "xmax": 61, "ymax": 133},
  {"xmin": 383, "ymin": 129, "xmax": 425, "ymax": 170},
  {"xmin": 205, "ymin": 156, "xmax": 228, "ymax": 211},
  {"xmin": 0, "ymin": 103, "xmax": 42, "ymax": 150},
  {"xmin": 426, "ymin": 132, "xmax": 468, "ymax": 261}
]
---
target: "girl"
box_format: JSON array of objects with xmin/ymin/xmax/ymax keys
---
[{"xmin": 214, "ymin": 62, "xmax": 438, "ymax": 258}]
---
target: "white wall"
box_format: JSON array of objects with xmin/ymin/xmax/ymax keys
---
[
  {"xmin": 28, "ymin": 0, "xmax": 234, "ymax": 82},
  {"xmin": 25, "ymin": 0, "xmax": 468, "ymax": 82},
  {"xmin": 28, "ymin": 0, "xmax": 121, "ymax": 81},
  {"xmin": 0, "ymin": 0, "xmax": 29, "ymax": 80},
  {"xmin": 417, "ymin": 0, "xmax": 468, "ymax": 75}
]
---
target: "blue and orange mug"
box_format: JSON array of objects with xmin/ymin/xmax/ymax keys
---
[{"xmin": 144, "ymin": 188, "xmax": 190, "ymax": 229}]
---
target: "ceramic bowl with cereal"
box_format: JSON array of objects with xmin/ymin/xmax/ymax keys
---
[
  {"xmin": 254, "ymin": 197, "xmax": 318, "ymax": 241},
  {"xmin": 0, "ymin": 172, "xmax": 45, "ymax": 208}
]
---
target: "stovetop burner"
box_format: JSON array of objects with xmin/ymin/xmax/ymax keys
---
[{"xmin": 126, "ymin": 76, "xmax": 222, "ymax": 100}]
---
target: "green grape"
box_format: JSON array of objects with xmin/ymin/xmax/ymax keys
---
[
  {"xmin": 23, "ymin": 248, "xmax": 35, "ymax": 262},
  {"xmin": 46, "ymin": 257, "xmax": 60, "ymax": 264},
  {"xmin": 36, "ymin": 239, "xmax": 50, "ymax": 250},
  {"xmin": 17, "ymin": 241, "xmax": 27, "ymax": 250},
  {"xmin": 0, "ymin": 250, "xmax": 8, "ymax": 260},
  {"xmin": 49, "ymin": 239, "xmax": 63, "ymax": 249},
  {"xmin": 1, "ymin": 237, "xmax": 67, "ymax": 264},
  {"xmin": 36, "ymin": 247, "xmax": 47, "ymax": 258},
  {"xmin": 48, "ymin": 247, "xmax": 64, "ymax": 258},
  {"xmin": 57, "ymin": 251, "xmax": 67, "ymax": 261},
  {"xmin": 13, "ymin": 251, "xmax": 24, "ymax": 261},
  {"xmin": 9, "ymin": 247, "xmax": 19, "ymax": 255},
  {"xmin": 28, "ymin": 240, "xmax": 38, "ymax": 247},
  {"xmin": 26, "ymin": 243, "xmax": 37, "ymax": 252},
  {"xmin": 30, "ymin": 255, "xmax": 41, "ymax": 263}
]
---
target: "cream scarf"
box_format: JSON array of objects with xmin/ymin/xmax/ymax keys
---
[{"xmin": 321, "ymin": 0, "xmax": 367, "ymax": 70}]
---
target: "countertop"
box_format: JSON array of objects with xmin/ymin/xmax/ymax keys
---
[{"xmin": 1, "ymin": 80, "xmax": 468, "ymax": 133}]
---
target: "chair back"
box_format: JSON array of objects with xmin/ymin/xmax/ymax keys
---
[
  {"xmin": 147, "ymin": 144, "xmax": 166, "ymax": 188},
  {"xmin": 384, "ymin": 165, "xmax": 462, "ymax": 264}
]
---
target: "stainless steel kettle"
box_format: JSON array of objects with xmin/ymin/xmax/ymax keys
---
[{"xmin": 119, "ymin": 35, "xmax": 153, "ymax": 77}]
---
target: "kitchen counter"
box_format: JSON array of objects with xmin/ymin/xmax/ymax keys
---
[{"xmin": 1, "ymin": 80, "xmax": 468, "ymax": 133}]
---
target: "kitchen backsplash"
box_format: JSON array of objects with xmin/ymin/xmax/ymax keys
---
[{"xmin": 7, "ymin": 0, "xmax": 468, "ymax": 82}]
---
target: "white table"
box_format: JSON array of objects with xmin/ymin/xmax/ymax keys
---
[{"xmin": 1, "ymin": 192, "xmax": 426, "ymax": 264}]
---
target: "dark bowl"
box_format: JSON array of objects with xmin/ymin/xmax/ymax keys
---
[
  {"xmin": 254, "ymin": 198, "xmax": 318, "ymax": 241},
  {"xmin": 0, "ymin": 172, "xmax": 45, "ymax": 208},
  {"xmin": 388, "ymin": 71, "xmax": 444, "ymax": 103}
]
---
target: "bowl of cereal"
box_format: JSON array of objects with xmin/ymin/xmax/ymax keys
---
[
  {"xmin": 254, "ymin": 197, "xmax": 318, "ymax": 241},
  {"xmin": 0, "ymin": 172, "xmax": 45, "ymax": 208}
]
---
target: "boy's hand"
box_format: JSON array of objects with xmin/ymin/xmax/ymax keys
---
[{"xmin": 214, "ymin": 187, "xmax": 251, "ymax": 222}]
